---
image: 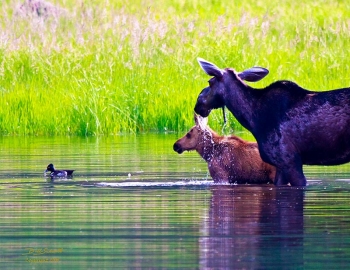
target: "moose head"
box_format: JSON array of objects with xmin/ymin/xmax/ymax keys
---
[
  {"xmin": 194, "ymin": 58, "xmax": 269, "ymax": 118},
  {"xmin": 173, "ymin": 113, "xmax": 210, "ymax": 154}
]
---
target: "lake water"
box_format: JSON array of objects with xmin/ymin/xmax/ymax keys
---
[{"xmin": 0, "ymin": 134, "xmax": 350, "ymax": 269}]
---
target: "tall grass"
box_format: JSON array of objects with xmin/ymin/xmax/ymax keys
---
[{"xmin": 0, "ymin": 0, "xmax": 350, "ymax": 135}]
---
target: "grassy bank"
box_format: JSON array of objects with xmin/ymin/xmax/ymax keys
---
[{"xmin": 0, "ymin": 0, "xmax": 350, "ymax": 135}]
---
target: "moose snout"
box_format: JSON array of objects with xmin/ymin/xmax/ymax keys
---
[
  {"xmin": 194, "ymin": 104, "xmax": 211, "ymax": 117},
  {"xmin": 173, "ymin": 142, "xmax": 184, "ymax": 154}
]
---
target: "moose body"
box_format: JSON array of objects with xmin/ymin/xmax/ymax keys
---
[
  {"xmin": 173, "ymin": 114, "xmax": 276, "ymax": 184},
  {"xmin": 194, "ymin": 58, "xmax": 350, "ymax": 186}
]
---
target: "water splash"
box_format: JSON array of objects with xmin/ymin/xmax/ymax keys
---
[{"xmin": 95, "ymin": 180, "xmax": 228, "ymax": 188}]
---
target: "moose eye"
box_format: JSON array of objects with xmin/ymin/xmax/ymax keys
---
[{"xmin": 186, "ymin": 133, "xmax": 191, "ymax": 139}]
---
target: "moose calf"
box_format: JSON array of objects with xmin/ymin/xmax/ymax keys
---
[{"xmin": 173, "ymin": 114, "xmax": 276, "ymax": 184}]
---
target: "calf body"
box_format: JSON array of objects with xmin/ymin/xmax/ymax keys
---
[
  {"xmin": 194, "ymin": 58, "xmax": 350, "ymax": 186},
  {"xmin": 173, "ymin": 114, "xmax": 276, "ymax": 184}
]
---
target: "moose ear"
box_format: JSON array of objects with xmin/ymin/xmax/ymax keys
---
[
  {"xmin": 197, "ymin": 58, "xmax": 224, "ymax": 78},
  {"xmin": 194, "ymin": 112, "xmax": 200, "ymax": 125},
  {"xmin": 238, "ymin": 67, "xmax": 269, "ymax": 82}
]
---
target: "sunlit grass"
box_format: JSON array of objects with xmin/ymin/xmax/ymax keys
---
[{"xmin": 0, "ymin": 0, "xmax": 350, "ymax": 135}]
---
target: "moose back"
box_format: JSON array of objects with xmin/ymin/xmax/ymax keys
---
[{"xmin": 194, "ymin": 58, "xmax": 350, "ymax": 186}]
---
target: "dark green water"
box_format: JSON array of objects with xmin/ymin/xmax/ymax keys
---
[{"xmin": 0, "ymin": 134, "xmax": 350, "ymax": 269}]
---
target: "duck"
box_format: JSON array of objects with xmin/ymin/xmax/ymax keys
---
[{"xmin": 45, "ymin": 163, "xmax": 75, "ymax": 178}]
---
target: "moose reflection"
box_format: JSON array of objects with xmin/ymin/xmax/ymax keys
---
[
  {"xmin": 200, "ymin": 186, "xmax": 304, "ymax": 269},
  {"xmin": 173, "ymin": 113, "xmax": 275, "ymax": 184},
  {"xmin": 194, "ymin": 58, "xmax": 350, "ymax": 186}
]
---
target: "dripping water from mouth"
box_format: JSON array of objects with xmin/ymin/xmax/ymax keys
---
[
  {"xmin": 222, "ymin": 106, "xmax": 227, "ymax": 134},
  {"xmin": 222, "ymin": 106, "xmax": 227, "ymax": 125}
]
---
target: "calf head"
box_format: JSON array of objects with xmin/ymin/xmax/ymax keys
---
[
  {"xmin": 194, "ymin": 57, "xmax": 269, "ymax": 117},
  {"xmin": 173, "ymin": 113, "xmax": 209, "ymax": 154}
]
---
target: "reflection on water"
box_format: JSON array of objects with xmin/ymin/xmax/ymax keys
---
[
  {"xmin": 0, "ymin": 135, "xmax": 350, "ymax": 268},
  {"xmin": 200, "ymin": 186, "xmax": 304, "ymax": 269}
]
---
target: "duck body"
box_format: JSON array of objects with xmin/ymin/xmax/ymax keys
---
[{"xmin": 45, "ymin": 163, "xmax": 74, "ymax": 178}]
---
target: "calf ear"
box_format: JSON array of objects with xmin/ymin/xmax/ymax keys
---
[
  {"xmin": 197, "ymin": 58, "xmax": 224, "ymax": 79},
  {"xmin": 238, "ymin": 67, "xmax": 269, "ymax": 82},
  {"xmin": 194, "ymin": 112, "xmax": 200, "ymax": 125}
]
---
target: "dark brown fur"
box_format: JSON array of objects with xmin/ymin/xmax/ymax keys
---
[
  {"xmin": 173, "ymin": 115, "xmax": 275, "ymax": 184},
  {"xmin": 194, "ymin": 58, "xmax": 350, "ymax": 186}
]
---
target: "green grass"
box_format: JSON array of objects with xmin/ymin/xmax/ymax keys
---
[{"xmin": 1, "ymin": 0, "xmax": 350, "ymax": 135}]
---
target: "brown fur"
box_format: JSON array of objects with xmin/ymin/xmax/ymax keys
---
[{"xmin": 173, "ymin": 114, "xmax": 276, "ymax": 184}]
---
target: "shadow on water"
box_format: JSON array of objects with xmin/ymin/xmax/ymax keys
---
[{"xmin": 200, "ymin": 186, "xmax": 304, "ymax": 269}]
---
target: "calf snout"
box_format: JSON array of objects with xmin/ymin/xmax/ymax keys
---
[{"xmin": 173, "ymin": 142, "xmax": 184, "ymax": 154}]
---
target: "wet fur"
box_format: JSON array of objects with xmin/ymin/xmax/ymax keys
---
[{"xmin": 173, "ymin": 119, "xmax": 276, "ymax": 184}]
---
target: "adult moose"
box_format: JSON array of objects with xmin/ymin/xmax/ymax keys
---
[{"xmin": 194, "ymin": 58, "xmax": 350, "ymax": 186}]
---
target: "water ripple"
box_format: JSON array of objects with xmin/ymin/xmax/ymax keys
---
[{"xmin": 96, "ymin": 180, "xmax": 220, "ymax": 187}]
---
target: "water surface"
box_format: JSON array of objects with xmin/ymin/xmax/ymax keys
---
[{"xmin": 0, "ymin": 135, "xmax": 350, "ymax": 269}]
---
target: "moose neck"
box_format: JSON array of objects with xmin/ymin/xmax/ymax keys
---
[
  {"xmin": 196, "ymin": 130, "xmax": 215, "ymax": 162},
  {"xmin": 223, "ymin": 75, "xmax": 258, "ymax": 132}
]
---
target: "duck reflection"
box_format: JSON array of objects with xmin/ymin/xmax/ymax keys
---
[{"xmin": 200, "ymin": 186, "xmax": 304, "ymax": 269}]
